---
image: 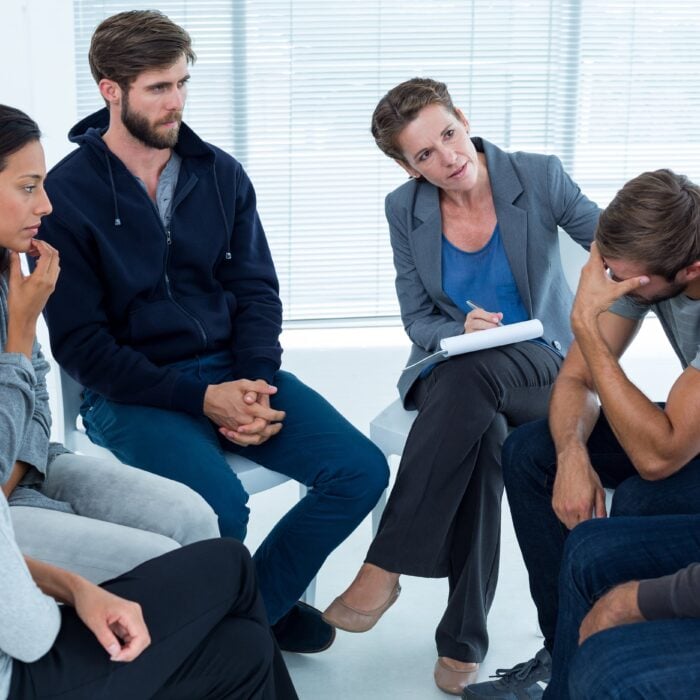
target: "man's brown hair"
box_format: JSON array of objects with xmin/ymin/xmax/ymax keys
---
[
  {"xmin": 89, "ymin": 10, "xmax": 196, "ymax": 92},
  {"xmin": 371, "ymin": 78, "xmax": 459, "ymax": 163},
  {"xmin": 596, "ymin": 169, "xmax": 700, "ymax": 280}
]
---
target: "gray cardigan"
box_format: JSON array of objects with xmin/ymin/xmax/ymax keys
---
[
  {"xmin": 0, "ymin": 273, "xmax": 68, "ymax": 508},
  {"xmin": 387, "ymin": 138, "xmax": 601, "ymax": 406},
  {"xmin": 0, "ymin": 357, "xmax": 61, "ymax": 699},
  {"xmin": 0, "ymin": 274, "xmax": 52, "ymax": 482}
]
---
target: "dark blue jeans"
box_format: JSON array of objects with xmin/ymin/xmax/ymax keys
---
[
  {"xmin": 502, "ymin": 414, "xmax": 700, "ymax": 653},
  {"xmin": 81, "ymin": 352, "xmax": 388, "ymax": 623},
  {"xmin": 547, "ymin": 515, "xmax": 700, "ymax": 700}
]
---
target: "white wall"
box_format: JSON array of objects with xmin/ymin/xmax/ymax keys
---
[{"xmin": 0, "ymin": 0, "xmax": 78, "ymax": 168}]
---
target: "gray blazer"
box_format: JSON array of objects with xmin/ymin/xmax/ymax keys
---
[{"xmin": 387, "ymin": 137, "xmax": 600, "ymax": 407}]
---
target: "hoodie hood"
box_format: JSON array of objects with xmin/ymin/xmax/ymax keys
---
[
  {"xmin": 65, "ymin": 109, "xmax": 229, "ymax": 251},
  {"xmin": 68, "ymin": 108, "xmax": 110, "ymax": 147}
]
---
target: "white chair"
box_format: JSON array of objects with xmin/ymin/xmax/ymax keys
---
[
  {"xmin": 57, "ymin": 367, "xmax": 316, "ymax": 605},
  {"xmin": 368, "ymin": 398, "xmax": 417, "ymax": 531}
]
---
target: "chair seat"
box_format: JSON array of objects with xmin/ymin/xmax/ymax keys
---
[
  {"xmin": 66, "ymin": 428, "xmax": 291, "ymax": 495},
  {"xmin": 369, "ymin": 398, "xmax": 417, "ymax": 458}
]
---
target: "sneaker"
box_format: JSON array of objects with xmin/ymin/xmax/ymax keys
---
[
  {"xmin": 272, "ymin": 601, "xmax": 336, "ymax": 653},
  {"xmin": 462, "ymin": 648, "xmax": 551, "ymax": 699}
]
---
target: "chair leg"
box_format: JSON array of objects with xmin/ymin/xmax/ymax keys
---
[
  {"xmin": 296, "ymin": 483, "xmax": 317, "ymax": 606},
  {"xmin": 301, "ymin": 576, "xmax": 317, "ymax": 607},
  {"xmin": 371, "ymin": 457, "xmax": 390, "ymax": 536}
]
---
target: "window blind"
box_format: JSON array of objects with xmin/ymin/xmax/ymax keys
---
[{"xmin": 73, "ymin": 0, "xmax": 700, "ymax": 323}]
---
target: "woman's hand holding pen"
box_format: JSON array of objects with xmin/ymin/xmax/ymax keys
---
[{"xmin": 464, "ymin": 300, "xmax": 503, "ymax": 333}]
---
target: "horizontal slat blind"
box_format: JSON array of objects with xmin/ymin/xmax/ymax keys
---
[{"xmin": 73, "ymin": 0, "xmax": 700, "ymax": 322}]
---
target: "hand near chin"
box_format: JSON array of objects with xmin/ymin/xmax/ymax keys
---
[{"xmin": 5, "ymin": 240, "xmax": 60, "ymax": 356}]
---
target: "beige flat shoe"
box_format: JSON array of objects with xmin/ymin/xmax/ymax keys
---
[
  {"xmin": 433, "ymin": 658, "xmax": 479, "ymax": 696},
  {"xmin": 322, "ymin": 582, "xmax": 401, "ymax": 633}
]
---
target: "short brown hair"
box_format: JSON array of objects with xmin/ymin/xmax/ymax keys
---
[
  {"xmin": 596, "ymin": 169, "xmax": 700, "ymax": 279},
  {"xmin": 371, "ymin": 78, "xmax": 458, "ymax": 163},
  {"xmin": 89, "ymin": 10, "xmax": 196, "ymax": 92}
]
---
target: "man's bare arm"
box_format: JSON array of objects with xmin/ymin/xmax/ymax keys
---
[
  {"xmin": 571, "ymin": 243, "xmax": 700, "ymax": 479},
  {"xmin": 549, "ymin": 312, "xmax": 640, "ymax": 528},
  {"xmin": 575, "ymin": 327, "xmax": 700, "ymax": 479}
]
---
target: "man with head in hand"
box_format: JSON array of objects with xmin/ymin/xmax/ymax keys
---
[{"xmin": 466, "ymin": 168, "xmax": 700, "ymax": 699}]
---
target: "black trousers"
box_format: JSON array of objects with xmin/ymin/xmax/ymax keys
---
[
  {"xmin": 366, "ymin": 342, "xmax": 562, "ymax": 662},
  {"xmin": 10, "ymin": 539, "xmax": 298, "ymax": 700}
]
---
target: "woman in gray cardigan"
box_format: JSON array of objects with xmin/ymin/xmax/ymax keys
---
[
  {"xmin": 323, "ymin": 79, "xmax": 600, "ymax": 695},
  {"xmin": 0, "ymin": 104, "xmax": 220, "ymax": 582}
]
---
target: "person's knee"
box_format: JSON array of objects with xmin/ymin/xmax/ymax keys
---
[
  {"xmin": 161, "ymin": 483, "xmax": 221, "ymax": 544},
  {"xmin": 326, "ymin": 438, "xmax": 389, "ymax": 508},
  {"xmin": 560, "ymin": 520, "xmax": 607, "ymax": 589},
  {"xmin": 216, "ymin": 504, "xmax": 250, "ymax": 541},
  {"xmin": 197, "ymin": 474, "xmax": 251, "ymax": 540},
  {"xmin": 609, "ymin": 477, "xmax": 654, "ymax": 517},
  {"xmin": 175, "ymin": 538, "xmax": 255, "ymax": 597},
  {"xmin": 502, "ymin": 419, "xmax": 553, "ymax": 488}
]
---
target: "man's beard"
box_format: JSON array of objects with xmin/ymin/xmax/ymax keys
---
[
  {"xmin": 121, "ymin": 95, "xmax": 181, "ymax": 150},
  {"xmin": 628, "ymin": 279, "xmax": 687, "ymax": 306}
]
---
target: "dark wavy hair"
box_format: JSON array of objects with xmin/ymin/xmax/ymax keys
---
[{"xmin": 0, "ymin": 105, "xmax": 41, "ymax": 271}]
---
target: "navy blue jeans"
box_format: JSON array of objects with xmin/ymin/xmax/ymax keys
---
[
  {"xmin": 547, "ymin": 515, "xmax": 700, "ymax": 700},
  {"xmin": 502, "ymin": 414, "xmax": 700, "ymax": 652},
  {"xmin": 82, "ymin": 352, "xmax": 388, "ymax": 622}
]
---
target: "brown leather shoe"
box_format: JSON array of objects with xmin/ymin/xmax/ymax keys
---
[
  {"xmin": 433, "ymin": 658, "xmax": 479, "ymax": 695},
  {"xmin": 321, "ymin": 582, "xmax": 401, "ymax": 633}
]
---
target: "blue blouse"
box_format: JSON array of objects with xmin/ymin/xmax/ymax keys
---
[{"xmin": 441, "ymin": 224, "xmax": 529, "ymax": 324}]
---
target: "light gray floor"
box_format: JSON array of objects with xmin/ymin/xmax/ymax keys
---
[{"xmin": 246, "ymin": 472, "xmax": 541, "ymax": 699}]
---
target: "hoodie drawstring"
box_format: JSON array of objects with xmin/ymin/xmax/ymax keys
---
[
  {"xmin": 212, "ymin": 168, "xmax": 232, "ymax": 260},
  {"xmin": 104, "ymin": 152, "xmax": 122, "ymax": 227}
]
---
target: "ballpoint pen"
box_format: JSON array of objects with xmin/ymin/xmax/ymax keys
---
[{"xmin": 465, "ymin": 299, "xmax": 503, "ymax": 326}]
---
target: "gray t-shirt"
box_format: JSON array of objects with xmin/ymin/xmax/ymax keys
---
[
  {"xmin": 136, "ymin": 151, "xmax": 182, "ymax": 228},
  {"xmin": 610, "ymin": 293, "xmax": 700, "ymax": 370}
]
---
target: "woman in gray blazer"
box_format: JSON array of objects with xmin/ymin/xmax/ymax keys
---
[{"xmin": 323, "ymin": 78, "xmax": 600, "ymax": 695}]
